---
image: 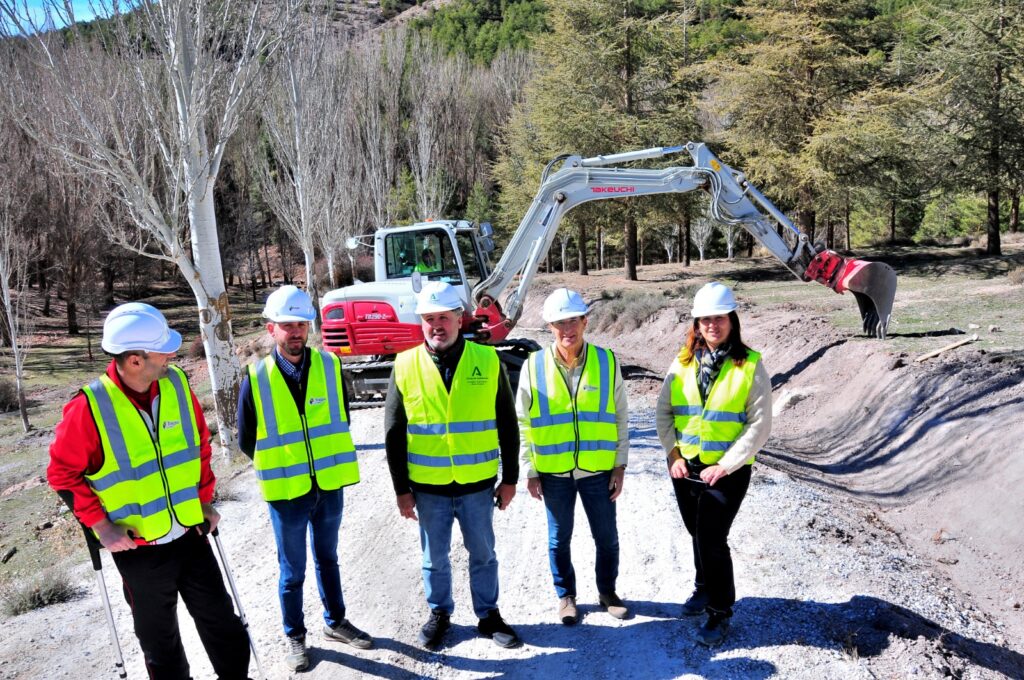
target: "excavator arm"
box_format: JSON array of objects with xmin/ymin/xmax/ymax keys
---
[{"xmin": 471, "ymin": 142, "xmax": 896, "ymax": 339}]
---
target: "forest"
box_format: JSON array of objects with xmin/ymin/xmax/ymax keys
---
[{"xmin": 0, "ymin": 0, "xmax": 1022, "ymax": 442}]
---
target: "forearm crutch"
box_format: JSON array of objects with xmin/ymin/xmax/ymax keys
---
[
  {"xmin": 80, "ymin": 524, "xmax": 127, "ymax": 679},
  {"xmin": 204, "ymin": 525, "xmax": 267, "ymax": 680}
]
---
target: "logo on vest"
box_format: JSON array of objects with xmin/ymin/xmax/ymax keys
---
[
  {"xmin": 466, "ymin": 364, "xmax": 487, "ymax": 386},
  {"xmin": 309, "ymin": 397, "xmax": 327, "ymax": 406},
  {"xmin": 582, "ymin": 385, "xmax": 598, "ymax": 392},
  {"xmin": 162, "ymin": 420, "xmax": 180, "ymax": 430}
]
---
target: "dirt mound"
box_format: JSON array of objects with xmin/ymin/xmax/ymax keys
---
[{"xmin": 530, "ymin": 282, "xmax": 1024, "ymax": 648}]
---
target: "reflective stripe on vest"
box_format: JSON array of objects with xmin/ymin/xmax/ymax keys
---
[
  {"xmin": 527, "ymin": 344, "xmax": 617, "ymax": 473},
  {"xmin": 83, "ymin": 365, "xmax": 203, "ymax": 541},
  {"xmin": 394, "ymin": 342, "xmax": 501, "ymax": 485},
  {"xmin": 250, "ymin": 350, "xmax": 359, "ymax": 501},
  {"xmin": 669, "ymin": 350, "xmax": 760, "ymax": 465}
]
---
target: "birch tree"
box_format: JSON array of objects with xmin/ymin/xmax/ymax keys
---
[
  {"xmin": 253, "ymin": 22, "xmax": 336, "ymax": 329},
  {"xmin": 0, "ymin": 116, "xmax": 33, "ymax": 432},
  {"xmin": 719, "ymin": 221, "xmax": 739, "ymax": 259},
  {"xmin": 316, "ymin": 86, "xmax": 366, "ymax": 289},
  {"xmin": 352, "ymin": 31, "xmax": 406, "ymax": 229},
  {"xmin": 691, "ymin": 216, "xmax": 714, "ymax": 261},
  {"xmin": 405, "ymin": 36, "xmax": 464, "ymax": 220},
  {"xmin": 1, "ymin": 0, "xmax": 288, "ymax": 454}
]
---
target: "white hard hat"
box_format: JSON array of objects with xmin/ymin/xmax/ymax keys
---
[
  {"xmin": 101, "ymin": 303, "xmax": 182, "ymax": 355},
  {"xmin": 542, "ymin": 288, "xmax": 589, "ymax": 323},
  {"xmin": 415, "ymin": 281, "xmax": 465, "ymax": 314},
  {"xmin": 691, "ymin": 281, "xmax": 738, "ymax": 318},
  {"xmin": 263, "ymin": 285, "xmax": 316, "ymax": 322}
]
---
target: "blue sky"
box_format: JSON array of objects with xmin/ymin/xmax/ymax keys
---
[{"xmin": 10, "ymin": 1, "xmax": 99, "ymax": 31}]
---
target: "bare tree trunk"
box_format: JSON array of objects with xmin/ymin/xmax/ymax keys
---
[
  {"xmin": 889, "ymin": 200, "xmax": 897, "ymax": 244},
  {"xmin": 624, "ymin": 210, "xmax": 638, "ymax": 281},
  {"xmin": 577, "ymin": 222, "xmax": 588, "ymax": 275},
  {"xmin": 0, "ymin": 296, "xmax": 9, "ymax": 347},
  {"xmin": 1010, "ymin": 188, "xmax": 1020, "ymax": 233},
  {"xmin": 845, "ymin": 192, "xmax": 852, "ymax": 250},
  {"xmin": 826, "ymin": 212, "xmax": 834, "ymax": 250},
  {"xmin": 986, "ymin": 189, "xmax": 1001, "ymax": 256},
  {"xmin": 261, "ymin": 242, "xmax": 272, "ymax": 286},
  {"xmin": 683, "ymin": 210, "xmax": 691, "ymax": 267}
]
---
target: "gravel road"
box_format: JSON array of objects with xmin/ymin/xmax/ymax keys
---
[{"xmin": 2, "ymin": 388, "xmax": 1020, "ymax": 679}]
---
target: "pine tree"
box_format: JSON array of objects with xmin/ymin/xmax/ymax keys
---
[
  {"xmin": 920, "ymin": 0, "xmax": 1024, "ymax": 255},
  {"xmin": 494, "ymin": 0, "xmax": 699, "ymax": 280},
  {"xmin": 713, "ymin": 0, "xmax": 883, "ymax": 236}
]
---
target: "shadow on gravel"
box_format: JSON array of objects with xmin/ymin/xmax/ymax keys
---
[
  {"xmin": 352, "ymin": 614, "xmax": 777, "ymax": 679},
  {"xmin": 737, "ymin": 595, "xmax": 1024, "ymax": 677},
  {"xmin": 306, "ymin": 638, "xmax": 424, "ymax": 678}
]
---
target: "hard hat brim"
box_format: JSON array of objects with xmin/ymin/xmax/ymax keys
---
[
  {"xmin": 691, "ymin": 304, "xmax": 737, "ymax": 318},
  {"xmin": 265, "ymin": 313, "xmax": 315, "ymax": 323},
  {"xmin": 542, "ymin": 308, "xmax": 589, "ymax": 323},
  {"xmin": 101, "ymin": 328, "xmax": 182, "ymax": 354},
  {"xmin": 415, "ymin": 301, "xmax": 464, "ymax": 315}
]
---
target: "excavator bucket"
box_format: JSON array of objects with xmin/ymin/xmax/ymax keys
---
[{"xmin": 805, "ymin": 251, "xmax": 897, "ymax": 339}]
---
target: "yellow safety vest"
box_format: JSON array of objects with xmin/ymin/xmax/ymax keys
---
[
  {"xmin": 250, "ymin": 350, "xmax": 359, "ymax": 501},
  {"xmin": 82, "ymin": 365, "xmax": 204, "ymax": 542},
  {"xmin": 526, "ymin": 343, "xmax": 618, "ymax": 473},
  {"xmin": 394, "ymin": 341, "xmax": 501, "ymax": 485},
  {"xmin": 669, "ymin": 350, "xmax": 760, "ymax": 465}
]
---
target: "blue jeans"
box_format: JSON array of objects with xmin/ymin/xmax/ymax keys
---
[
  {"xmin": 414, "ymin": 487, "xmax": 499, "ymax": 619},
  {"xmin": 267, "ymin": 487, "xmax": 346, "ymax": 638},
  {"xmin": 540, "ymin": 472, "xmax": 619, "ymax": 599}
]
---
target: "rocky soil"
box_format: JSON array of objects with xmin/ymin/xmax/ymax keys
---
[{"xmin": 2, "ymin": 252, "xmax": 1023, "ymax": 679}]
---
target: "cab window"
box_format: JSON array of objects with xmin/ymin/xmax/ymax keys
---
[{"xmin": 385, "ymin": 229, "xmax": 462, "ymax": 284}]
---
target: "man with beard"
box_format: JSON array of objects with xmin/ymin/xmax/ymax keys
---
[
  {"xmin": 385, "ymin": 281, "xmax": 521, "ymax": 650},
  {"xmin": 237, "ymin": 285, "xmax": 372, "ymax": 671}
]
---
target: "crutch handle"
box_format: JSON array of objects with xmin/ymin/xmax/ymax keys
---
[
  {"xmin": 78, "ymin": 522, "xmax": 103, "ymax": 571},
  {"xmin": 197, "ymin": 520, "xmax": 220, "ymax": 538}
]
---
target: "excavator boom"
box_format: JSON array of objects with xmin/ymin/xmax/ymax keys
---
[{"xmin": 472, "ymin": 142, "xmax": 896, "ymax": 339}]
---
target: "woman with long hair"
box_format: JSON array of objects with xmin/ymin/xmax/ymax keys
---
[{"xmin": 656, "ymin": 281, "xmax": 773, "ymax": 646}]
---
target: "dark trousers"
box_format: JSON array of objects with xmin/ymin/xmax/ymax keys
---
[
  {"xmin": 112, "ymin": 529, "xmax": 250, "ymax": 680},
  {"xmin": 671, "ymin": 464, "xmax": 751, "ymax": 616}
]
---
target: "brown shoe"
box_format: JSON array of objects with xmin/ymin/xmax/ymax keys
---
[
  {"xmin": 599, "ymin": 592, "xmax": 630, "ymax": 620},
  {"xmin": 558, "ymin": 596, "xmax": 578, "ymax": 626}
]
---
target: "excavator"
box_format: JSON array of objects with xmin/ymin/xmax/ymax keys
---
[{"xmin": 321, "ymin": 143, "xmax": 897, "ymax": 405}]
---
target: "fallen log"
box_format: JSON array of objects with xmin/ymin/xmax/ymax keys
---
[{"xmin": 914, "ymin": 334, "xmax": 979, "ymax": 363}]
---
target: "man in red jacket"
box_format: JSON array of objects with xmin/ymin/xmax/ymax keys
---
[{"xmin": 48, "ymin": 302, "xmax": 250, "ymax": 680}]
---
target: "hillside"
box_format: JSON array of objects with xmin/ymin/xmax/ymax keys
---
[{"xmin": 0, "ymin": 243, "xmax": 1022, "ymax": 678}]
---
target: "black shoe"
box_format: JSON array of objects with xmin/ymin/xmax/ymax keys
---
[
  {"xmin": 697, "ymin": 610, "xmax": 732, "ymax": 647},
  {"xmin": 418, "ymin": 610, "xmax": 451, "ymax": 648},
  {"xmin": 477, "ymin": 609, "xmax": 521, "ymax": 648},
  {"xmin": 681, "ymin": 588, "xmax": 709, "ymax": 617}
]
